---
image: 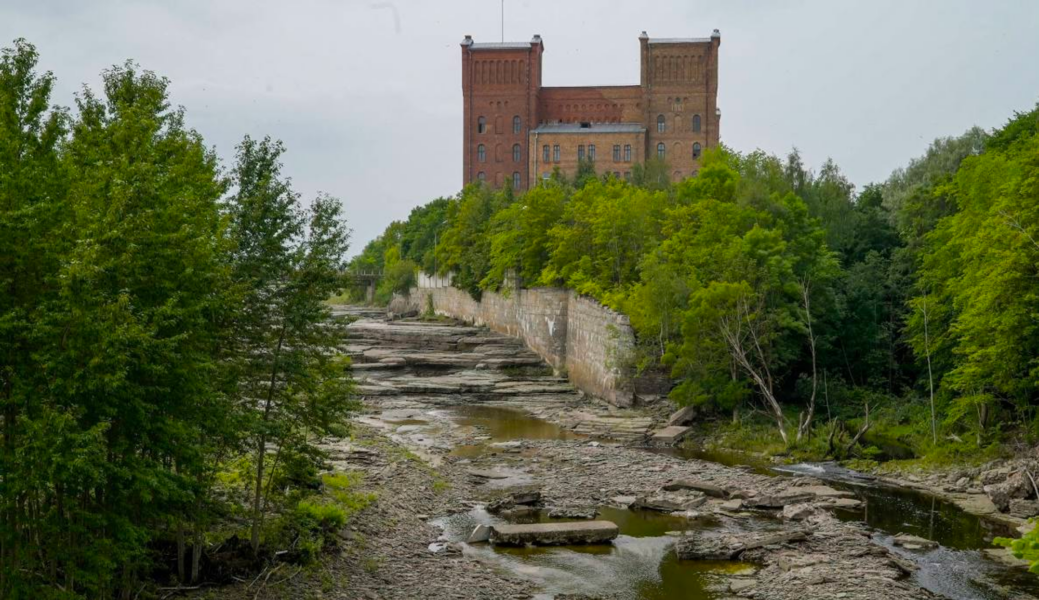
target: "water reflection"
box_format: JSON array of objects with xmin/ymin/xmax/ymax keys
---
[{"xmin": 434, "ymin": 505, "xmax": 749, "ymax": 600}]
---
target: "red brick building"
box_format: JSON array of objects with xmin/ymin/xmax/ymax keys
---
[{"xmin": 461, "ymin": 31, "xmax": 720, "ymax": 190}]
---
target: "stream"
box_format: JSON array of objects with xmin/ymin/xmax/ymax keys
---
[{"xmin": 434, "ymin": 405, "xmax": 1039, "ymax": 600}]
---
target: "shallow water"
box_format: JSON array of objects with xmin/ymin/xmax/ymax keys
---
[{"xmin": 434, "ymin": 505, "xmax": 751, "ymax": 600}]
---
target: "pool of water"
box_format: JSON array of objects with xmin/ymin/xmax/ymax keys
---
[{"xmin": 434, "ymin": 505, "xmax": 753, "ymax": 600}]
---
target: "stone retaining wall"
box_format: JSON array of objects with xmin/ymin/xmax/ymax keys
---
[{"xmin": 396, "ymin": 285, "xmax": 641, "ymax": 406}]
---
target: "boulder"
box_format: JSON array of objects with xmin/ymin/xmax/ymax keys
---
[
  {"xmin": 667, "ymin": 405, "xmax": 698, "ymax": 427},
  {"xmin": 984, "ymin": 470, "xmax": 1034, "ymax": 512},
  {"xmin": 490, "ymin": 521, "xmax": 619, "ymax": 546}
]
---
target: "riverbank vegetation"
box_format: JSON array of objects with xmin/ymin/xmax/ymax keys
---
[
  {"xmin": 355, "ymin": 102, "xmax": 1039, "ymax": 466},
  {"xmin": 0, "ymin": 40, "xmax": 361, "ymax": 598}
]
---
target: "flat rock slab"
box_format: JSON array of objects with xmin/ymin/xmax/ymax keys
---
[
  {"xmin": 649, "ymin": 426, "xmax": 692, "ymax": 444},
  {"xmin": 490, "ymin": 521, "xmax": 619, "ymax": 546},
  {"xmin": 798, "ymin": 485, "xmax": 855, "ymax": 499},
  {"xmin": 467, "ymin": 469, "xmax": 511, "ymax": 479},
  {"xmin": 663, "ymin": 479, "xmax": 730, "ymax": 498},
  {"xmin": 893, "ymin": 534, "xmax": 938, "ymax": 550}
]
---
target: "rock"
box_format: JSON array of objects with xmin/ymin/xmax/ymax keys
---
[
  {"xmin": 466, "ymin": 524, "xmax": 492, "ymax": 543},
  {"xmin": 667, "ymin": 405, "xmax": 698, "ymax": 427},
  {"xmin": 729, "ymin": 578, "xmax": 756, "ymax": 592},
  {"xmin": 782, "ymin": 503, "xmax": 817, "ymax": 521},
  {"xmin": 662, "ymin": 479, "xmax": 730, "ymax": 498},
  {"xmin": 548, "ymin": 507, "xmax": 598, "ymax": 519},
  {"xmin": 798, "ymin": 485, "xmax": 855, "ymax": 499},
  {"xmin": 719, "ymin": 499, "xmax": 744, "ymax": 512},
  {"xmin": 511, "ymin": 490, "xmax": 542, "ymax": 505},
  {"xmin": 610, "ymin": 495, "xmax": 638, "ymax": 508},
  {"xmin": 677, "ymin": 530, "xmax": 809, "ymax": 560},
  {"xmin": 648, "ymin": 426, "xmax": 692, "ymax": 445},
  {"xmin": 985, "ymin": 470, "xmax": 1034, "ymax": 512},
  {"xmin": 956, "ymin": 476, "xmax": 970, "ymax": 488},
  {"xmin": 490, "ymin": 521, "xmax": 619, "ymax": 546},
  {"xmin": 466, "ymin": 468, "xmax": 510, "ymax": 480},
  {"xmin": 981, "ymin": 466, "xmax": 1013, "ymax": 485},
  {"xmin": 633, "ymin": 491, "xmax": 707, "ymax": 512},
  {"xmin": 828, "ymin": 497, "xmax": 863, "ymax": 509},
  {"xmin": 747, "ymin": 492, "xmax": 815, "ymax": 509},
  {"xmin": 982, "ymin": 547, "xmax": 1032, "ymax": 569},
  {"xmin": 892, "ymin": 534, "xmax": 938, "ymax": 550},
  {"xmin": 1009, "ymin": 499, "xmax": 1039, "ymax": 518}
]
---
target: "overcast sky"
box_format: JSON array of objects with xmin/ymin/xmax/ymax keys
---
[{"xmin": 4, "ymin": 1, "xmax": 1038, "ymax": 253}]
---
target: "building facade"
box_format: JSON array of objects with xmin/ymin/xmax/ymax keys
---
[{"xmin": 461, "ymin": 31, "xmax": 720, "ymax": 191}]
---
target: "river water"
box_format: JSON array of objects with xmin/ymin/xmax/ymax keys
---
[{"xmin": 431, "ymin": 404, "xmax": 1039, "ymax": 600}]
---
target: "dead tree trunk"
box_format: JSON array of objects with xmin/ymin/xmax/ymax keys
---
[
  {"xmin": 797, "ymin": 277, "xmax": 817, "ymax": 444},
  {"xmin": 718, "ymin": 294, "xmax": 788, "ymax": 445}
]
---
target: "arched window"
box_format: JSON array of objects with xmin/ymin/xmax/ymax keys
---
[
  {"xmin": 657, "ymin": 143, "xmax": 666, "ymax": 159},
  {"xmin": 477, "ymin": 171, "xmax": 486, "ymax": 181},
  {"xmin": 477, "ymin": 144, "xmax": 486, "ymax": 162},
  {"xmin": 692, "ymin": 142, "xmax": 702, "ymax": 159},
  {"xmin": 512, "ymin": 172, "xmax": 521, "ymax": 188},
  {"xmin": 692, "ymin": 114, "xmax": 701, "ymax": 133},
  {"xmin": 478, "ymin": 116, "xmax": 486, "ymax": 134},
  {"xmin": 513, "ymin": 115, "xmax": 521, "ymax": 134},
  {"xmin": 512, "ymin": 144, "xmax": 522, "ymax": 162},
  {"xmin": 657, "ymin": 114, "xmax": 666, "ymax": 133}
]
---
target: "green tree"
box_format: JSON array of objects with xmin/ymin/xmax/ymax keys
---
[
  {"xmin": 224, "ymin": 136, "xmax": 355, "ymax": 553},
  {"xmin": 0, "ymin": 38, "xmax": 70, "ymax": 599},
  {"xmin": 34, "ymin": 60, "xmax": 229, "ymax": 597}
]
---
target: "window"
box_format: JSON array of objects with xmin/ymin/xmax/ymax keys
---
[
  {"xmin": 512, "ymin": 172, "xmax": 521, "ymax": 188},
  {"xmin": 477, "ymin": 171, "xmax": 486, "ymax": 181},
  {"xmin": 624, "ymin": 171, "xmax": 632, "ymax": 182},
  {"xmin": 613, "ymin": 145, "xmax": 620, "ymax": 161},
  {"xmin": 513, "ymin": 115, "xmax": 521, "ymax": 134},
  {"xmin": 657, "ymin": 143, "xmax": 666, "ymax": 159},
  {"xmin": 553, "ymin": 145, "xmax": 560, "ymax": 162},
  {"xmin": 478, "ymin": 116, "xmax": 486, "ymax": 134},
  {"xmin": 613, "ymin": 171, "xmax": 621, "ymax": 179},
  {"xmin": 692, "ymin": 114, "xmax": 701, "ymax": 133},
  {"xmin": 624, "ymin": 144, "xmax": 631, "ymax": 162},
  {"xmin": 512, "ymin": 144, "xmax": 522, "ymax": 162},
  {"xmin": 542, "ymin": 172, "xmax": 550, "ymax": 180},
  {"xmin": 477, "ymin": 144, "xmax": 486, "ymax": 162},
  {"xmin": 657, "ymin": 114, "xmax": 666, "ymax": 133},
  {"xmin": 578, "ymin": 145, "xmax": 585, "ymax": 161},
  {"xmin": 588, "ymin": 144, "xmax": 596, "ymax": 161},
  {"xmin": 692, "ymin": 142, "xmax": 702, "ymax": 159},
  {"xmin": 543, "ymin": 145, "xmax": 550, "ymax": 163}
]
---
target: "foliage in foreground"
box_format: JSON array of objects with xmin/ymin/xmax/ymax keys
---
[{"xmin": 0, "ymin": 39, "xmax": 357, "ymax": 599}]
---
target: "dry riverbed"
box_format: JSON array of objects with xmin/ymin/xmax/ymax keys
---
[{"xmin": 201, "ymin": 309, "xmax": 1037, "ymax": 599}]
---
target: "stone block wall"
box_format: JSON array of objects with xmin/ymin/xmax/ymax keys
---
[{"xmin": 401, "ymin": 285, "xmax": 639, "ymax": 406}]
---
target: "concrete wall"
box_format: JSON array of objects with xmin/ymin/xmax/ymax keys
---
[{"xmin": 399, "ymin": 284, "xmax": 639, "ymax": 406}]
